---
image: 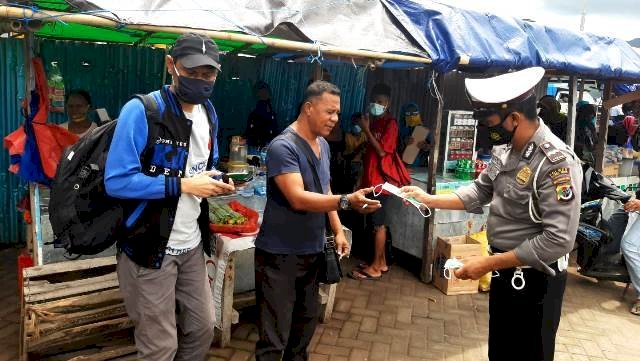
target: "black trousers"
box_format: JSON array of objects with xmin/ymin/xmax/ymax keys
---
[
  {"xmin": 489, "ymin": 264, "xmax": 567, "ymax": 361},
  {"xmin": 255, "ymin": 248, "xmax": 321, "ymax": 361}
]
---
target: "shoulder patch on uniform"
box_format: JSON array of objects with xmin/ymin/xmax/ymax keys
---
[
  {"xmin": 556, "ymin": 183, "xmax": 574, "ymax": 202},
  {"xmin": 540, "ymin": 142, "xmax": 566, "ymax": 164},
  {"xmin": 549, "ymin": 167, "xmax": 571, "ymax": 185},
  {"xmin": 522, "ymin": 142, "xmax": 536, "ymax": 161}
]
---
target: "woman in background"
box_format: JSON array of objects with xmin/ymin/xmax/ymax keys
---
[{"xmin": 59, "ymin": 89, "xmax": 96, "ymax": 138}]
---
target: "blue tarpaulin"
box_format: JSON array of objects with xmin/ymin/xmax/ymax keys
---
[
  {"xmin": 382, "ymin": 0, "xmax": 640, "ymax": 79},
  {"xmin": 613, "ymin": 83, "xmax": 640, "ymax": 96}
]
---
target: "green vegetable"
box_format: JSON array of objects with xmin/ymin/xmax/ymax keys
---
[{"xmin": 209, "ymin": 202, "xmax": 247, "ymax": 225}]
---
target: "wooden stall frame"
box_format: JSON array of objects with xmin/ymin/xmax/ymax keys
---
[
  {"xmin": 595, "ymin": 80, "xmax": 614, "ymax": 172},
  {"xmin": 422, "ymin": 73, "xmax": 445, "ymax": 283},
  {"xmin": 566, "ymin": 76, "xmax": 578, "ymax": 148}
]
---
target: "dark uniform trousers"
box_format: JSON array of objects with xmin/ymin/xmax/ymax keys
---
[
  {"xmin": 489, "ymin": 261, "xmax": 567, "ymax": 361},
  {"xmin": 255, "ymin": 248, "xmax": 322, "ymax": 361}
]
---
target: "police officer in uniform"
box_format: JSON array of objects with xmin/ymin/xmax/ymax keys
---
[{"xmin": 401, "ymin": 67, "xmax": 582, "ymax": 361}]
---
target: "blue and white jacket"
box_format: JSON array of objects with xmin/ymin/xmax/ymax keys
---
[{"xmin": 105, "ymin": 86, "xmax": 219, "ymax": 268}]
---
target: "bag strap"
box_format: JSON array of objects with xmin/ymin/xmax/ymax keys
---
[
  {"xmin": 286, "ymin": 132, "xmax": 323, "ymax": 192},
  {"xmin": 284, "ymin": 131, "xmax": 333, "ymax": 235},
  {"xmin": 132, "ymin": 94, "xmax": 160, "ymax": 126}
]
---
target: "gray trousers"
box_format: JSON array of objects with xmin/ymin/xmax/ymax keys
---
[{"xmin": 117, "ymin": 243, "xmax": 215, "ymax": 361}]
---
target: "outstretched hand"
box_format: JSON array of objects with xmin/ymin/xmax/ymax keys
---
[
  {"xmin": 399, "ymin": 186, "xmax": 431, "ymax": 205},
  {"xmin": 348, "ymin": 187, "xmax": 381, "ymax": 214}
]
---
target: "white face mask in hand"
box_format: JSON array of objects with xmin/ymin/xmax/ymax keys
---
[
  {"xmin": 373, "ymin": 182, "xmax": 432, "ymax": 218},
  {"xmin": 443, "ymin": 258, "xmax": 464, "ymax": 280}
]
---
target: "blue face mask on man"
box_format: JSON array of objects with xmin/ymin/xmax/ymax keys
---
[{"xmin": 352, "ymin": 125, "xmax": 362, "ymax": 134}]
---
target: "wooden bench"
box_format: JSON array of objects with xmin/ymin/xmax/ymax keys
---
[{"xmin": 20, "ymin": 257, "xmax": 136, "ymax": 361}]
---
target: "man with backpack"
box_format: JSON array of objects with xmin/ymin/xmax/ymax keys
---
[{"xmin": 104, "ymin": 33, "xmax": 234, "ymax": 361}]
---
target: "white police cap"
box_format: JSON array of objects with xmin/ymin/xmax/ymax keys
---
[{"xmin": 465, "ymin": 67, "xmax": 545, "ymax": 106}]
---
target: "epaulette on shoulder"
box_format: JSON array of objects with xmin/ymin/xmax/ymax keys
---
[{"xmin": 539, "ymin": 142, "xmax": 566, "ymax": 164}]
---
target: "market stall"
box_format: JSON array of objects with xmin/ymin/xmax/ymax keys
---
[{"xmin": 0, "ymin": 1, "xmax": 443, "ymax": 358}]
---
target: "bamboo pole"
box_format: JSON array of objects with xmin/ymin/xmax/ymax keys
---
[{"xmin": 0, "ymin": 5, "xmax": 436, "ymax": 65}]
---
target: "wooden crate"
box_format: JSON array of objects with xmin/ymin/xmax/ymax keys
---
[{"xmin": 20, "ymin": 257, "xmax": 135, "ymax": 361}]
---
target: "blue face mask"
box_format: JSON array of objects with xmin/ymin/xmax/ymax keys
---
[
  {"xmin": 352, "ymin": 125, "xmax": 362, "ymax": 134},
  {"xmin": 369, "ymin": 103, "xmax": 386, "ymax": 117}
]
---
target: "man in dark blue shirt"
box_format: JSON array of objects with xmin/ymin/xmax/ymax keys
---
[{"xmin": 254, "ymin": 81, "xmax": 380, "ymax": 361}]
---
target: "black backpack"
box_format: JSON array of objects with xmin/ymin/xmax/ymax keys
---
[{"xmin": 50, "ymin": 94, "xmax": 159, "ymax": 256}]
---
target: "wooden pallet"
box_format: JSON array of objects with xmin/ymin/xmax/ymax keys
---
[{"xmin": 20, "ymin": 257, "xmax": 135, "ymax": 361}]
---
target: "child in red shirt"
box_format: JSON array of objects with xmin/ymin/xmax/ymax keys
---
[{"xmin": 351, "ymin": 83, "xmax": 408, "ymax": 280}]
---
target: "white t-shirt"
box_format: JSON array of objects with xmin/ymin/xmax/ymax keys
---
[
  {"xmin": 166, "ymin": 105, "xmax": 211, "ymax": 254},
  {"xmin": 59, "ymin": 121, "xmax": 97, "ymax": 138}
]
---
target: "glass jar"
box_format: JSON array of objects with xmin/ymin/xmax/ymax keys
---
[{"xmin": 229, "ymin": 136, "xmax": 247, "ymax": 164}]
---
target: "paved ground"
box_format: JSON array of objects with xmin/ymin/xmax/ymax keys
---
[{"xmin": 2, "ymin": 247, "xmax": 639, "ymax": 361}]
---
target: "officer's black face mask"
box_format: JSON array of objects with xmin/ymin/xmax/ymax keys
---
[
  {"xmin": 487, "ymin": 121, "xmax": 513, "ymax": 145},
  {"xmin": 476, "ymin": 110, "xmax": 514, "ymax": 146}
]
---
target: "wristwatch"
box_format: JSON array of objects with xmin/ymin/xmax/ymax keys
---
[{"xmin": 339, "ymin": 195, "xmax": 352, "ymax": 211}]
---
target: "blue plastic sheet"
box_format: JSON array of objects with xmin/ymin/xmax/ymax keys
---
[
  {"xmin": 614, "ymin": 83, "xmax": 640, "ymax": 96},
  {"xmin": 382, "ymin": 0, "xmax": 640, "ymax": 79}
]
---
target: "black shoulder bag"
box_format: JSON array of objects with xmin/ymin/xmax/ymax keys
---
[{"xmin": 285, "ymin": 131, "xmax": 343, "ymax": 284}]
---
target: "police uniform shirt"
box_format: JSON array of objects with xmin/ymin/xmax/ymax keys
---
[{"xmin": 455, "ymin": 121, "xmax": 582, "ymax": 275}]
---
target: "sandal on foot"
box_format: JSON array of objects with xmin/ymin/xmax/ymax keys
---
[
  {"xmin": 631, "ymin": 300, "xmax": 640, "ymax": 316},
  {"xmin": 357, "ymin": 263, "xmax": 389, "ymax": 273},
  {"xmin": 348, "ymin": 269, "xmax": 382, "ymax": 280}
]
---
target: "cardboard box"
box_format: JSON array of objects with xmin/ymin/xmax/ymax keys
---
[
  {"xmin": 602, "ymin": 164, "xmax": 619, "ymax": 178},
  {"xmin": 433, "ymin": 235, "xmax": 483, "ymax": 295}
]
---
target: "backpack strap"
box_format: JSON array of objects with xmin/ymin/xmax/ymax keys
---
[
  {"xmin": 131, "ymin": 94, "xmax": 160, "ymax": 127},
  {"xmin": 123, "ymin": 94, "xmax": 162, "ymax": 230},
  {"xmin": 132, "ymin": 94, "xmax": 161, "ymax": 169}
]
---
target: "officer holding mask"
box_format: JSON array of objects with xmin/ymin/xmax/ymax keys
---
[{"xmin": 401, "ymin": 67, "xmax": 582, "ymax": 361}]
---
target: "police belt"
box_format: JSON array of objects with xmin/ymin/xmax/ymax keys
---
[{"xmin": 490, "ymin": 247, "xmax": 564, "ymax": 274}]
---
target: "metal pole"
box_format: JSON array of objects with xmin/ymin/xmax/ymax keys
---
[
  {"xmin": 566, "ymin": 76, "xmax": 578, "ymax": 148},
  {"xmin": 595, "ymin": 81, "xmax": 613, "ymax": 172},
  {"xmin": 421, "ymin": 72, "xmax": 444, "ymax": 283}
]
